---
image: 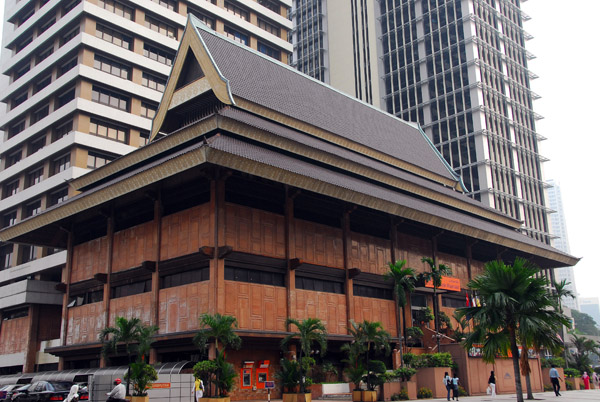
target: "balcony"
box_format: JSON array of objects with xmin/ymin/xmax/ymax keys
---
[{"xmin": 0, "ymin": 279, "xmax": 63, "ymax": 310}]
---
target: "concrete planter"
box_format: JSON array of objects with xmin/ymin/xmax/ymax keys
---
[
  {"xmin": 416, "ymin": 367, "xmax": 451, "ymax": 398},
  {"xmin": 283, "ymin": 393, "xmax": 312, "ymax": 402},
  {"xmin": 352, "ymin": 390, "xmax": 362, "ymax": 401},
  {"xmin": 382, "ymin": 380, "xmax": 417, "ymax": 400},
  {"xmin": 131, "ymin": 397, "xmax": 149, "ymax": 402},
  {"xmin": 361, "ymin": 390, "xmax": 377, "ymax": 402}
]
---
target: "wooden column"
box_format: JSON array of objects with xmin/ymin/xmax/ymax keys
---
[
  {"xmin": 100, "ymin": 210, "xmax": 115, "ymax": 368},
  {"xmin": 343, "ymin": 209, "xmax": 354, "ymax": 332},
  {"xmin": 285, "ymin": 187, "xmax": 296, "ymax": 324},
  {"xmin": 214, "ymin": 175, "xmax": 227, "ymax": 314},
  {"xmin": 58, "ymin": 228, "xmax": 73, "ymax": 370},
  {"xmin": 149, "ymin": 192, "xmax": 162, "ymax": 364},
  {"xmin": 23, "ymin": 304, "xmax": 40, "ymax": 372},
  {"xmin": 208, "ymin": 178, "xmax": 218, "ymax": 314}
]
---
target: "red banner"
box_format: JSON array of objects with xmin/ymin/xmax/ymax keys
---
[{"xmin": 424, "ymin": 276, "xmax": 461, "ymax": 292}]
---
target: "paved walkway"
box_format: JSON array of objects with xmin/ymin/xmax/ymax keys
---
[{"xmin": 424, "ymin": 390, "xmax": 600, "ymax": 401}]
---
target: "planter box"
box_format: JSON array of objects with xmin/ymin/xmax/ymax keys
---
[
  {"xmin": 362, "ymin": 390, "xmax": 377, "ymax": 402},
  {"xmin": 203, "ymin": 398, "xmax": 231, "ymax": 402},
  {"xmin": 352, "ymin": 390, "xmax": 362, "ymax": 401},
  {"xmin": 401, "ymin": 381, "xmax": 417, "ymax": 400},
  {"xmin": 416, "ymin": 367, "xmax": 451, "ymax": 399},
  {"xmin": 131, "ymin": 397, "xmax": 149, "ymax": 402},
  {"xmin": 283, "ymin": 393, "xmax": 312, "ymax": 402},
  {"xmin": 382, "ymin": 380, "xmax": 417, "ymax": 401}
]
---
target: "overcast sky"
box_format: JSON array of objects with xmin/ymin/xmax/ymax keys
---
[
  {"xmin": 0, "ymin": 1, "xmax": 596, "ymax": 300},
  {"xmin": 522, "ymin": 0, "xmax": 600, "ymax": 301}
]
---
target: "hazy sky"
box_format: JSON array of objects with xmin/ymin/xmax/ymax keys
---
[
  {"xmin": 0, "ymin": 1, "xmax": 596, "ymax": 300},
  {"xmin": 522, "ymin": 0, "xmax": 600, "ymax": 300}
]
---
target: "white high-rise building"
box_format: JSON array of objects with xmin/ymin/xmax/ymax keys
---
[
  {"xmin": 546, "ymin": 179, "xmax": 578, "ymax": 310},
  {"xmin": 0, "ymin": 0, "xmax": 291, "ymax": 375}
]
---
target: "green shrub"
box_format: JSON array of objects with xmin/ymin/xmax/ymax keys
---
[
  {"xmin": 565, "ymin": 380, "xmax": 573, "ymax": 390},
  {"xmin": 541, "ymin": 357, "xmax": 566, "ymax": 368},
  {"xmin": 543, "ymin": 384, "xmax": 553, "ymax": 392},
  {"xmin": 393, "ymin": 367, "xmax": 417, "ymax": 382},
  {"xmin": 391, "ymin": 388, "xmax": 409, "ymax": 401},
  {"xmin": 438, "ymin": 311, "xmax": 453, "ymax": 330},
  {"xmin": 417, "ymin": 387, "xmax": 433, "ymax": 399},
  {"xmin": 402, "ymin": 352, "xmax": 416, "ymax": 367},
  {"xmin": 458, "ymin": 385, "xmax": 467, "ymax": 396},
  {"xmin": 413, "ymin": 352, "xmax": 454, "ymax": 368},
  {"xmin": 564, "ymin": 368, "xmax": 581, "ymax": 378}
]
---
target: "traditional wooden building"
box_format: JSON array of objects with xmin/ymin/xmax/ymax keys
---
[{"xmin": 0, "ymin": 16, "xmax": 577, "ymax": 399}]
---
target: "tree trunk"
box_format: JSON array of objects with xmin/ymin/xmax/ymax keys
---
[
  {"xmin": 396, "ymin": 294, "xmax": 404, "ymax": 368},
  {"xmin": 509, "ymin": 328, "xmax": 524, "ymax": 402},
  {"xmin": 525, "ymin": 373, "xmax": 533, "ymax": 400},
  {"xmin": 433, "ymin": 288, "xmax": 440, "ymax": 352}
]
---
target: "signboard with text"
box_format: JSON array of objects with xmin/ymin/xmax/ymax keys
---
[{"xmin": 424, "ymin": 276, "xmax": 461, "ymax": 292}]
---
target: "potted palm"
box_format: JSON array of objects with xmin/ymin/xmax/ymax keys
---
[
  {"xmin": 342, "ymin": 338, "xmax": 366, "ymax": 402},
  {"xmin": 126, "ymin": 362, "xmax": 158, "ymax": 402},
  {"xmin": 193, "ymin": 313, "xmax": 242, "ymax": 402},
  {"xmin": 280, "ymin": 317, "xmax": 328, "ymax": 402}
]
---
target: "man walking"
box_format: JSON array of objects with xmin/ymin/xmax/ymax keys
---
[{"xmin": 549, "ymin": 365, "xmax": 562, "ymax": 396}]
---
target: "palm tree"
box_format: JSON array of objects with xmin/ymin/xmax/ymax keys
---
[
  {"xmin": 281, "ymin": 317, "xmax": 328, "ymax": 394},
  {"xmin": 568, "ymin": 332, "xmax": 600, "ymax": 374},
  {"xmin": 384, "ymin": 260, "xmax": 416, "ymax": 367},
  {"xmin": 553, "ymin": 279, "xmax": 576, "ymax": 368},
  {"xmin": 456, "ymin": 258, "xmax": 569, "ymax": 402},
  {"xmin": 420, "ymin": 257, "xmax": 452, "ymax": 351},
  {"xmin": 356, "ymin": 320, "xmax": 391, "ymax": 391},
  {"xmin": 100, "ymin": 316, "xmax": 157, "ymax": 396},
  {"xmin": 193, "ymin": 313, "xmax": 242, "ymax": 397},
  {"xmin": 194, "ymin": 313, "xmax": 242, "ymax": 355}
]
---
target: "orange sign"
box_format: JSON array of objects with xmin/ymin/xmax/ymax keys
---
[
  {"xmin": 424, "ymin": 276, "xmax": 460, "ymax": 292},
  {"xmin": 149, "ymin": 383, "xmax": 171, "ymax": 389}
]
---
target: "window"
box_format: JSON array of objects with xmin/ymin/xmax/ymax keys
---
[
  {"xmin": 91, "ymin": 85, "xmax": 129, "ymax": 111},
  {"xmin": 29, "ymin": 136, "xmax": 46, "ymax": 155},
  {"xmin": 89, "ymin": 118, "xmax": 128, "ymax": 142},
  {"xmin": 34, "ymin": 74, "xmax": 52, "ymax": 94},
  {"xmin": 58, "ymin": 87, "xmax": 75, "ymax": 107},
  {"xmin": 14, "ymin": 63, "xmax": 30, "ymax": 80},
  {"xmin": 25, "ymin": 200, "xmax": 42, "ymax": 217},
  {"xmin": 98, "ymin": 0, "xmax": 133, "ymax": 19},
  {"xmin": 225, "ymin": 1, "xmax": 249, "ymax": 20},
  {"xmin": 52, "ymin": 153, "xmax": 71, "ymax": 175},
  {"xmin": 60, "ymin": 26, "xmax": 80, "ymax": 46},
  {"xmin": 21, "ymin": 245, "xmax": 36, "ymax": 263},
  {"xmin": 224, "ymin": 26, "xmax": 248, "ymax": 45},
  {"xmin": 8, "ymin": 120, "xmax": 26, "ymax": 138},
  {"xmin": 142, "ymin": 72, "xmax": 166, "ymax": 91},
  {"xmin": 63, "ymin": 0, "xmax": 81, "ymax": 14},
  {"xmin": 442, "ymin": 296, "xmax": 465, "ymax": 308},
  {"xmin": 225, "ymin": 265, "xmax": 285, "ymax": 287},
  {"xmin": 6, "ymin": 150, "xmax": 22, "ymax": 167},
  {"xmin": 95, "ymin": 24, "xmax": 131, "ymax": 49},
  {"xmin": 161, "ymin": 267, "xmax": 209, "ymax": 289},
  {"xmin": 111, "ymin": 279, "xmax": 152, "ymax": 298},
  {"xmin": 36, "ymin": 45, "xmax": 54, "ymax": 65},
  {"xmin": 143, "ymin": 44, "xmax": 174, "ymax": 66},
  {"xmin": 49, "ymin": 187, "xmax": 69, "ymax": 206},
  {"xmin": 139, "ymin": 131, "xmax": 150, "ymax": 146},
  {"xmin": 2, "ymin": 307, "xmax": 28, "ymax": 319},
  {"xmin": 297, "ymin": 276, "xmax": 344, "ymax": 294},
  {"xmin": 258, "ymin": 0, "xmax": 280, "ymax": 13},
  {"xmin": 141, "ymin": 102, "xmax": 157, "ymax": 119},
  {"xmin": 258, "ymin": 18, "xmax": 280, "ymax": 37},
  {"xmin": 15, "ymin": 35, "xmax": 33, "ymax": 53},
  {"xmin": 150, "ymin": 0, "xmax": 177, "ymax": 11},
  {"xmin": 188, "ymin": 9, "xmax": 214, "ymax": 29},
  {"xmin": 68, "ymin": 289, "xmax": 103, "ymax": 307},
  {"xmin": 39, "ymin": 17, "xmax": 56, "ymax": 34},
  {"xmin": 258, "ymin": 42, "xmax": 281, "ymax": 60},
  {"xmin": 145, "ymin": 15, "xmax": 177, "ymax": 38},
  {"xmin": 54, "ymin": 119, "xmax": 73, "ymax": 141},
  {"xmin": 353, "ymin": 284, "xmax": 393, "ymax": 300},
  {"xmin": 87, "ymin": 151, "xmax": 115, "ymax": 169},
  {"xmin": 94, "ymin": 54, "xmax": 130, "ymax": 79},
  {"xmin": 11, "ymin": 93, "xmax": 27, "ymax": 109},
  {"xmin": 3, "ymin": 180, "xmax": 20, "ymax": 199},
  {"xmin": 2, "ymin": 211, "xmax": 17, "ymax": 228},
  {"xmin": 0, "ymin": 244, "xmax": 14, "ymax": 270},
  {"xmin": 16, "ymin": 7, "xmax": 34, "ymax": 27},
  {"xmin": 26, "ymin": 167, "xmax": 44, "ymax": 188},
  {"xmin": 32, "ymin": 103, "xmax": 50, "ymax": 124},
  {"xmin": 59, "ymin": 56, "xmax": 78, "ymax": 76}
]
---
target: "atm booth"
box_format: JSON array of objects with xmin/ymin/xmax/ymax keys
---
[{"xmin": 241, "ymin": 360, "xmax": 270, "ymax": 390}]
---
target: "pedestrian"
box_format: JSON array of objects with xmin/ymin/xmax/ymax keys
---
[
  {"xmin": 487, "ymin": 371, "xmax": 496, "ymax": 397},
  {"xmin": 582, "ymin": 371, "xmax": 590, "ymax": 390},
  {"xmin": 549, "ymin": 365, "xmax": 562, "ymax": 396},
  {"xmin": 194, "ymin": 377, "xmax": 204, "ymax": 402},
  {"xmin": 451, "ymin": 372, "xmax": 460, "ymax": 401},
  {"xmin": 63, "ymin": 384, "xmax": 79, "ymax": 402},
  {"xmin": 592, "ymin": 372, "xmax": 599, "ymax": 389},
  {"xmin": 443, "ymin": 371, "xmax": 452, "ymax": 401}
]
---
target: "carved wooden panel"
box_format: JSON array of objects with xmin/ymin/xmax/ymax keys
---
[
  {"xmin": 66, "ymin": 302, "xmax": 105, "ymax": 345},
  {"xmin": 353, "ymin": 296, "xmax": 398, "ymax": 337},
  {"xmin": 294, "ymin": 289, "xmax": 347, "ymax": 335},
  {"xmin": 349, "ymin": 232, "xmax": 391, "ymax": 275},
  {"xmin": 112, "ymin": 221, "xmax": 156, "ymax": 273},
  {"xmin": 160, "ymin": 204, "xmax": 212, "ymax": 261},
  {"xmin": 294, "ymin": 220, "xmax": 344, "ymax": 268},
  {"xmin": 71, "ymin": 237, "xmax": 108, "ymax": 282},
  {"xmin": 224, "ymin": 204, "xmax": 286, "ymax": 258},
  {"xmin": 158, "ymin": 281, "xmax": 210, "ymax": 334},
  {"xmin": 471, "ymin": 259, "xmax": 486, "ymax": 278},
  {"xmin": 0, "ymin": 316, "xmax": 29, "ymax": 354},
  {"xmin": 437, "ymin": 252, "xmax": 469, "ymax": 288},
  {"xmin": 108, "ymin": 292, "xmax": 153, "ymax": 327},
  {"xmin": 224, "ymin": 281, "xmax": 287, "ymax": 332},
  {"xmin": 397, "ymin": 234, "xmax": 432, "ymax": 275}
]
